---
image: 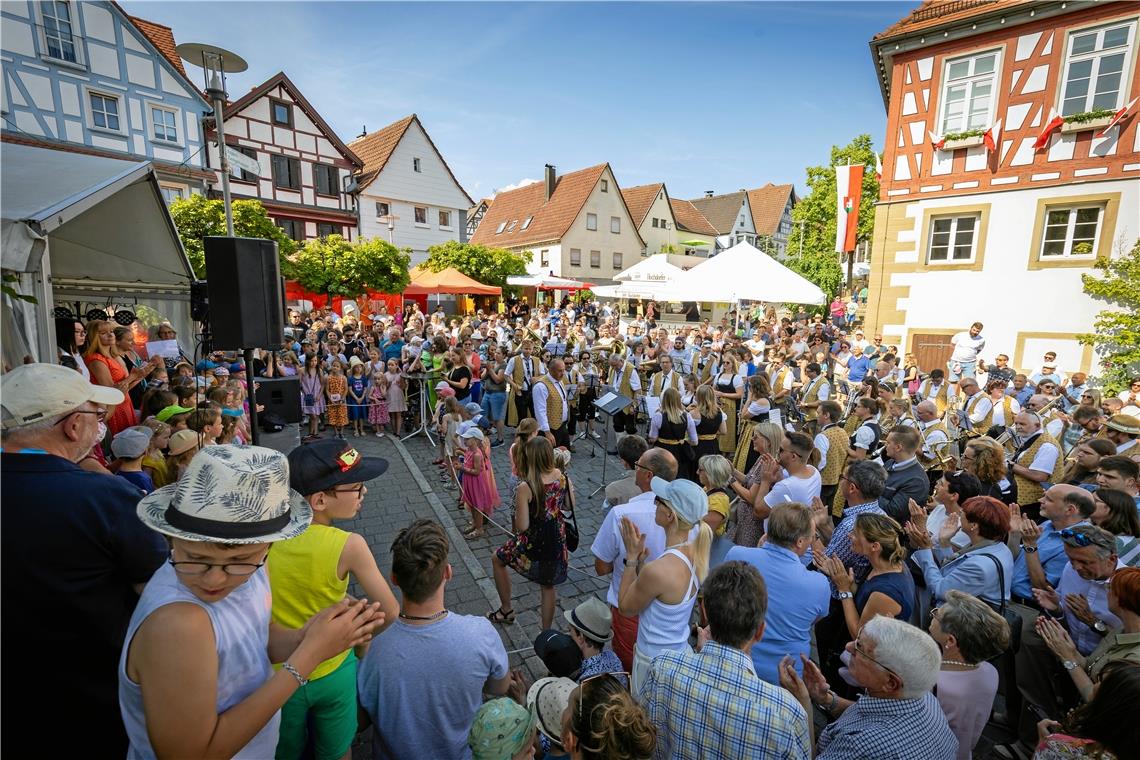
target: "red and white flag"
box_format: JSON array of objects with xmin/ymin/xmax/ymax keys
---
[
  {"xmin": 983, "ymin": 119, "xmax": 1002, "ymax": 153},
  {"xmin": 1097, "ymin": 97, "xmax": 1137, "ymax": 138},
  {"xmin": 874, "ymin": 152, "xmax": 883, "ymax": 182},
  {"xmin": 929, "ymin": 131, "xmax": 946, "ymax": 150},
  {"xmin": 835, "ymin": 164, "xmax": 864, "ymax": 254},
  {"xmin": 1033, "ymin": 108, "xmax": 1064, "ymax": 150}
]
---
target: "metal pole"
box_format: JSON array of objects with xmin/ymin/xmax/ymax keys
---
[
  {"xmin": 245, "ymin": 348, "xmax": 260, "ymax": 445},
  {"xmin": 210, "ymin": 90, "xmax": 234, "ymax": 236}
]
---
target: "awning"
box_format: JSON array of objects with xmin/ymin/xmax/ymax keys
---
[
  {"xmin": 647, "ymin": 241, "xmax": 826, "ymax": 305},
  {"xmin": 613, "ymin": 254, "xmax": 685, "ymax": 283},
  {"xmin": 507, "ymin": 274, "xmax": 591, "ymax": 291},
  {"xmin": 1, "ymin": 142, "xmax": 195, "ymax": 291},
  {"xmin": 404, "ymin": 266, "xmax": 502, "ymax": 296}
]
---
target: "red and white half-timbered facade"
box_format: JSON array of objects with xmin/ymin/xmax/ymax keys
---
[
  {"xmin": 206, "ymin": 72, "xmax": 361, "ymax": 243},
  {"xmin": 866, "ymin": 0, "xmax": 1139, "ymax": 376}
]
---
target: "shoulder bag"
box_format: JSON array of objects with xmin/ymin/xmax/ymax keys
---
[
  {"xmin": 980, "ymin": 551, "xmax": 1021, "ymax": 654},
  {"xmin": 561, "ymin": 475, "xmax": 580, "ymax": 553}
]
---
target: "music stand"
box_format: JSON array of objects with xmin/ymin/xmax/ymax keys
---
[
  {"xmin": 401, "ymin": 371, "xmax": 439, "ymax": 446},
  {"xmin": 588, "ymin": 390, "xmax": 633, "ymax": 499}
]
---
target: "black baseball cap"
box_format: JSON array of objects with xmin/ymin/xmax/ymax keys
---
[
  {"xmin": 533, "ymin": 630, "xmax": 582, "ymax": 678},
  {"xmin": 287, "ymin": 438, "xmax": 388, "ymax": 495}
]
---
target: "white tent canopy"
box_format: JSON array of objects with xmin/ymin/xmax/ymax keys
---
[
  {"xmin": 506, "ymin": 274, "xmax": 591, "ymax": 290},
  {"xmin": 613, "ymin": 254, "xmax": 684, "ymax": 283},
  {"xmin": 591, "ymin": 281, "xmax": 673, "ymax": 299},
  {"xmin": 647, "ymin": 241, "xmax": 826, "ymax": 305},
  {"xmin": 1, "ymin": 142, "xmax": 196, "ymax": 362}
]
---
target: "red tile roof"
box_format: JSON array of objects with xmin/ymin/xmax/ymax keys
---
[
  {"xmin": 669, "ymin": 199, "xmax": 717, "ymax": 236},
  {"xmin": 873, "ymin": 0, "xmax": 1030, "ymax": 41},
  {"xmin": 128, "ymin": 15, "xmax": 188, "ymax": 79},
  {"xmin": 620, "ymin": 183, "xmax": 664, "ymax": 228},
  {"xmin": 747, "ymin": 183, "xmax": 795, "ymax": 237},
  {"xmin": 470, "ymin": 164, "xmax": 608, "ymax": 248},
  {"xmin": 348, "ymin": 114, "xmax": 473, "ymax": 205},
  {"xmin": 222, "ymin": 72, "xmax": 361, "ymax": 168}
]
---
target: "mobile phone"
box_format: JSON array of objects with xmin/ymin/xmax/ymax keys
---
[{"xmin": 1026, "ymin": 702, "xmax": 1051, "ymax": 722}]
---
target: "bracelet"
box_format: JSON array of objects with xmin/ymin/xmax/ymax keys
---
[{"xmin": 282, "ymin": 661, "xmax": 308, "ymax": 687}]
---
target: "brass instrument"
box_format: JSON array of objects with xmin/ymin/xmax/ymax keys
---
[
  {"xmin": 996, "ymin": 394, "xmax": 1065, "ymax": 447},
  {"xmin": 928, "ymin": 439, "xmax": 960, "ymax": 470}
]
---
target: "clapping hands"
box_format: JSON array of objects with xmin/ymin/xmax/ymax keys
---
[
  {"xmin": 904, "ymin": 498, "xmax": 933, "ymax": 549},
  {"xmin": 620, "ymin": 516, "xmax": 647, "ymax": 562}
]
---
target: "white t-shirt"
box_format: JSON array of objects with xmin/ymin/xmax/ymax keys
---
[
  {"xmin": 950, "ymin": 331, "xmax": 986, "ymax": 363},
  {"xmin": 763, "ymin": 467, "xmax": 822, "ymax": 510},
  {"xmin": 591, "ymin": 492, "xmax": 666, "ymax": 608}
]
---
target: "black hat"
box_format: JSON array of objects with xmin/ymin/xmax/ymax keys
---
[
  {"xmin": 533, "ymin": 630, "xmax": 582, "ymax": 678},
  {"xmin": 287, "ymin": 438, "xmax": 388, "ymax": 496}
]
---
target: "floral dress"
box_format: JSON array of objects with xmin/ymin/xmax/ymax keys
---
[
  {"xmin": 368, "ymin": 380, "xmax": 390, "ymax": 425},
  {"xmin": 496, "ymin": 476, "xmax": 568, "ymax": 586},
  {"xmin": 725, "ymin": 456, "xmax": 766, "ymax": 549},
  {"xmin": 326, "ymin": 375, "xmax": 348, "ymax": 427}
]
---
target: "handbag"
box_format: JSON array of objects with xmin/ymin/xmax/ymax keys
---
[
  {"xmin": 303, "ymin": 392, "xmax": 316, "ymax": 406},
  {"xmin": 980, "ymin": 552, "xmax": 1021, "ymax": 654},
  {"xmin": 561, "ymin": 476, "xmax": 580, "ymax": 553}
]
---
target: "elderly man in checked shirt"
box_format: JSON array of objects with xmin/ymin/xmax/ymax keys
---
[
  {"xmin": 812, "ymin": 460, "xmax": 888, "ymax": 596},
  {"xmin": 641, "ymin": 562, "xmax": 811, "ymax": 760}
]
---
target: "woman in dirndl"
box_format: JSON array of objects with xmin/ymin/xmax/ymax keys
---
[
  {"xmin": 713, "ymin": 352, "xmax": 744, "ymax": 456},
  {"xmin": 649, "ymin": 388, "xmax": 698, "ymax": 482},
  {"xmin": 732, "ymin": 373, "xmax": 772, "ymax": 474}
]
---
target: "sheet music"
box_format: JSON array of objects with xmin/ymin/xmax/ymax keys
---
[
  {"xmin": 596, "ymin": 392, "xmax": 618, "ymax": 407},
  {"xmin": 645, "ymin": 396, "xmax": 662, "ymax": 419},
  {"xmin": 769, "ymin": 408, "xmax": 782, "ymax": 428}
]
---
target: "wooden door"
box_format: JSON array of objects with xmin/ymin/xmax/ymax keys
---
[{"xmin": 911, "ymin": 333, "xmax": 954, "ymax": 375}]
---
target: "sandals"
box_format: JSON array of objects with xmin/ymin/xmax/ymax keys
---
[
  {"xmin": 487, "ymin": 606, "xmax": 515, "ymax": 625},
  {"xmin": 463, "ymin": 528, "xmax": 485, "ymax": 540}
]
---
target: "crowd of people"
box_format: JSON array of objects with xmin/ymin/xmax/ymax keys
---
[{"xmin": 4, "ymin": 295, "xmax": 1140, "ymax": 760}]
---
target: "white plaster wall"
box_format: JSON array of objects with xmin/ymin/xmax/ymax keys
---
[
  {"xmin": 883, "ymin": 178, "xmax": 1140, "ymax": 374},
  {"xmin": 637, "ymin": 189, "xmax": 676, "ymax": 255},
  {"xmin": 363, "ymin": 121, "xmax": 471, "ymax": 211}
]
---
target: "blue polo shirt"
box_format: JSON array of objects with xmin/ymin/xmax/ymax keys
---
[
  {"xmin": 381, "ymin": 339, "xmax": 405, "ymax": 363},
  {"xmin": 1011, "ymin": 519, "xmax": 1087, "ymax": 599},
  {"xmin": 847, "ymin": 355, "xmax": 874, "ymax": 383},
  {"xmin": 725, "ymin": 542, "xmax": 830, "ymax": 685}
]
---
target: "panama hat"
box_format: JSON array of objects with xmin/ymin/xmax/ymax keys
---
[
  {"xmin": 564, "ymin": 595, "xmax": 613, "ymax": 643},
  {"xmin": 138, "ymin": 445, "xmax": 312, "ymax": 544},
  {"xmin": 527, "ymin": 677, "xmax": 577, "ymax": 745},
  {"xmin": 1106, "ymin": 414, "xmax": 1140, "ymax": 436}
]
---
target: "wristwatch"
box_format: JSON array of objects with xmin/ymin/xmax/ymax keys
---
[
  {"xmin": 1021, "ymin": 545, "xmax": 1039, "ymax": 554},
  {"xmin": 837, "ymin": 591, "xmax": 854, "ymax": 600},
  {"xmin": 1093, "ymin": 619, "xmax": 1108, "ymax": 634},
  {"xmin": 1062, "ymin": 660, "xmax": 1079, "ymax": 671}
]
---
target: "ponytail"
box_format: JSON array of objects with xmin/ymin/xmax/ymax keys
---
[
  {"xmin": 691, "ymin": 520, "xmax": 713, "ymax": 582},
  {"xmin": 807, "ymin": 446, "xmax": 821, "ymax": 468}
]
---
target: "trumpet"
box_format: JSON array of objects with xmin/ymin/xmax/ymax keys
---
[{"xmin": 997, "ymin": 394, "xmax": 1066, "ymax": 447}]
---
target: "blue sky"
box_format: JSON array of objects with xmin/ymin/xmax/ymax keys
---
[{"xmin": 123, "ymin": 1, "xmax": 913, "ymax": 200}]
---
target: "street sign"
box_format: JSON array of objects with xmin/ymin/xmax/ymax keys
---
[{"xmin": 225, "ymin": 146, "xmax": 261, "ymax": 177}]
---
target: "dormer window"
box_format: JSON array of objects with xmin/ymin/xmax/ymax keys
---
[
  {"xmin": 521, "ymin": 216, "xmax": 533, "ymax": 230},
  {"xmin": 495, "ymin": 221, "xmax": 507, "ymax": 234}
]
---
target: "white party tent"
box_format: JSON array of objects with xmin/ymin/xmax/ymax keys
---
[
  {"xmin": 613, "ymin": 254, "xmax": 685, "ymax": 284},
  {"xmin": 649, "ymin": 241, "xmax": 826, "ymax": 305}
]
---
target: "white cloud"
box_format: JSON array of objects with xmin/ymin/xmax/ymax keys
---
[{"xmin": 494, "ymin": 178, "xmax": 540, "ymax": 195}]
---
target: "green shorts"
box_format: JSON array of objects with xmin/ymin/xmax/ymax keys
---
[{"xmin": 275, "ymin": 651, "xmax": 358, "ymax": 760}]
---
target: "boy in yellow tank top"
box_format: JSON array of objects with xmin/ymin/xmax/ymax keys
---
[{"xmin": 271, "ymin": 440, "xmax": 401, "ymax": 760}]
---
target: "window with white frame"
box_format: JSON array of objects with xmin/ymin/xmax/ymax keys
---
[
  {"xmin": 506, "ymin": 219, "xmax": 518, "ymax": 232},
  {"xmin": 610, "ymin": 216, "xmax": 620, "ymax": 234},
  {"xmin": 521, "ymin": 216, "xmax": 533, "ymax": 230},
  {"xmin": 540, "ymin": 250, "xmax": 549, "ymax": 267},
  {"xmin": 938, "ymin": 50, "xmax": 999, "ymax": 133},
  {"xmin": 590, "ymin": 250, "xmax": 601, "ymax": 268},
  {"xmin": 375, "ymin": 201, "xmax": 390, "ymax": 218},
  {"xmin": 1040, "ymin": 205, "xmax": 1103, "ymax": 258},
  {"xmin": 159, "ymin": 185, "xmax": 184, "ymax": 205},
  {"xmin": 438, "ymin": 210, "xmax": 451, "ymax": 228},
  {"xmin": 586, "ymin": 213, "xmax": 597, "ymax": 231},
  {"xmin": 89, "ymin": 92, "xmax": 120, "ymax": 131},
  {"xmin": 1060, "ymin": 21, "xmax": 1136, "ymax": 116},
  {"xmin": 41, "ymin": 1, "xmax": 78, "ymax": 63},
  {"xmin": 150, "ymin": 106, "xmax": 178, "ymax": 142},
  {"xmin": 495, "ymin": 221, "xmax": 507, "ymax": 234},
  {"xmin": 413, "ymin": 157, "xmax": 422, "ymax": 173},
  {"xmin": 414, "ymin": 206, "xmax": 428, "ymax": 225},
  {"xmin": 570, "ymin": 248, "xmax": 582, "ymax": 266},
  {"xmin": 927, "ymin": 214, "xmax": 979, "ymax": 263},
  {"xmin": 612, "ymin": 252, "xmax": 623, "ymax": 269}
]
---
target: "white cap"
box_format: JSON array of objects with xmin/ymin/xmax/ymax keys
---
[{"xmin": 1, "ymin": 363, "xmax": 123, "ymax": 430}]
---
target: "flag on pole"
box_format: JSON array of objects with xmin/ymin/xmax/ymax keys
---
[
  {"xmin": 835, "ymin": 164, "xmax": 864, "ymax": 254},
  {"xmin": 874, "ymin": 152, "xmax": 883, "ymax": 182},
  {"xmin": 983, "ymin": 119, "xmax": 1002, "ymax": 153},
  {"xmin": 1033, "ymin": 108, "xmax": 1064, "ymax": 150},
  {"xmin": 1097, "ymin": 97, "xmax": 1137, "ymax": 137}
]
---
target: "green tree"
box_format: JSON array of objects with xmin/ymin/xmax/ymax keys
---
[
  {"xmin": 168, "ymin": 194, "xmax": 298, "ymax": 278},
  {"xmin": 1078, "ymin": 238, "xmax": 1140, "ymax": 392},
  {"xmin": 290, "ymin": 235, "xmax": 410, "ymax": 299},
  {"xmin": 422, "ymin": 240, "xmax": 531, "ymax": 288},
  {"xmin": 784, "ymin": 134, "xmax": 881, "ymax": 301}
]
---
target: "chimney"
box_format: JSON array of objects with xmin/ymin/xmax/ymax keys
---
[
  {"xmin": 544, "ymin": 164, "xmax": 556, "ymax": 200},
  {"xmin": 704, "ymin": 190, "xmax": 714, "ymax": 198}
]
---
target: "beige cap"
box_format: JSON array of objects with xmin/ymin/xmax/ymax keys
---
[{"xmin": 1, "ymin": 362, "xmax": 123, "ymax": 430}]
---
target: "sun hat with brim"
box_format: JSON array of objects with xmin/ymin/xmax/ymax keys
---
[
  {"xmin": 287, "ymin": 438, "xmax": 388, "ymax": 496},
  {"xmin": 1106, "ymin": 414, "xmax": 1140, "ymax": 436},
  {"xmin": 138, "ymin": 445, "xmax": 312, "ymax": 544},
  {"xmin": 0, "ymin": 362, "xmax": 124, "ymax": 430},
  {"xmin": 527, "ymin": 677, "xmax": 577, "ymax": 745},
  {"xmin": 167, "ymin": 429, "xmax": 201, "ymax": 456},
  {"xmin": 650, "ymin": 476, "xmax": 709, "ymax": 525},
  {"xmin": 468, "ymin": 698, "xmax": 536, "ymax": 760},
  {"xmin": 459, "ymin": 427, "xmax": 485, "ymax": 441},
  {"xmin": 156, "ymin": 404, "xmax": 195, "ymax": 423},
  {"xmin": 435, "ymin": 380, "xmax": 451, "ymax": 391},
  {"xmin": 564, "ymin": 595, "xmax": 613, "ymax": 643}
]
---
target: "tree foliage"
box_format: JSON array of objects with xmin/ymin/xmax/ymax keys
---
[
  {"xmin": 290, "ymin": 235, "xmax": 410, "ymax": 298},
  {"xmin": 1078, "ymin": 238, "xmax": 1140, "ymax": 392},
  {"xmin": 784, "ymin": 133, "xmax": 880, "ymax": 301},
  {"xmin": 168, "ymin": 194, "xmax": 298, "ymax": 278},
  {"xmin": 422, "ymin": 241, "xmax": 532, "ymax": 288}
]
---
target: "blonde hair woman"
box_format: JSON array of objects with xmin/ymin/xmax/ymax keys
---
[
  {"xmin": 83, "ymin": 319, "xmax": 159, "ymax": 435},
  {"xmin": 649, "ymin": 388, "xmax": 698, "ymax": 481},
  {"xmin": 691, "ymin": 385, "xmax": 727, "ymax": 463},
  {"xmin": 618, "ymin": 477, "xmax": 713, "ymax": 695},
  {"xmin": 733, "ymin": 373, "xmax": 772, "ymax": 473},
  {"xmin": 712, "ymin": 353, "xmax": 743, "ymax": 456},
  {"xmin": 962, "ymin": 436, "xmax": 1012, "ymax": 503},
  {"xmin": 697, "ymin": 454, "xmax": 734, "ymax": 537},
  {"xmin": 724, "ymin": 422, "xmax": 786, "ymax": 549}
]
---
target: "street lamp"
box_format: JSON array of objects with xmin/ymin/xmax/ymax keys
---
[{"xmin": 176, "ymin": 43, "xmax": 249, "ymax": 235}]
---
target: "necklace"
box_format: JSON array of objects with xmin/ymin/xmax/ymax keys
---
[
  {"xmin": 399, "ymin": 609, "xmax": 448, "ymax": 622},
  {"xmin": 941, "ymin": 659, "xmax": 978, "ymax": 669}
]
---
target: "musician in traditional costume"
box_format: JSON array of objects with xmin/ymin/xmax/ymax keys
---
[
  {"xmin": 505, "ymin": 340, "xmax": 544, "ymax": 427},
  {"xmin": 1008, "ymin": 411, "xmax": 1064, "ymax": 519},
  {"xmin": 694, "ymin": 340, "xmax": 718, "ymax": 386},
  {"xmin": 606, "ymin": 351, "xmax": 641, "ymax": 435},
  {"xmin": 649, "ymin": 388, "xmax": 698, "ymax": 481},
  {"xmin": 1104, "ymin": 414, "xmax": 1140, "ymax": 460},
  {"xmin": 954, "ymin": 378, "xmax": 993, "ymax": 437},
  {"xmin": 1060, "ymin": 405, "xmax": 1105, "ymax": 455},
  {"xmin": 885, "ymin": 397, "xmax": 918, "ymax": 431},
  {"xmin": 798, "ymin": 361, "xmax": 830, "ymax": 434},
  {"xmin": 1026, "ymin": 394, "xmax": 1065, "ymax": 440},
  {"xmin": 917, "ymin": 367, "xmax": 951, "ymax": 418},
  {"xmin": 647, "ymin": 355, "xmax": 684, "ymax": 403},
  {"xmin": 767, "ymin": 352, "xmax": 795, "ymax": 406},
  {"xmin": 712, "ymin": 352, "xmax": 745, "ymax": 456},
  {"xmin": 732, "ymin": 374, "xmax": 773, "ymax": 473},
  {"xmin": 981, "ymin": 378, "xmax": 1020, "ymax": 437},
  {"xmin": 533, "ymin": 358, "xmax": 572, "ymax": 448},
  {"xmin": 846, "ymin": 398, "xmax": 885, "ymax": 463},
  {"xmin": 570, "ymin": 349, "xmax": 602, "ymax": 439},
  {"xmin": 545, "ymin": 324, "xmax": 572, "ymax": 359},
  {"xmin": 813, "ymin": 400, "xmax": 849, "ymax": 518},
  {"xmin": 915, "ymin": 400, "xmax": 951, "ymax": 491},
  {"xmin": 691, "ymin": 385, "xmax": 726, "ymax": 462}
]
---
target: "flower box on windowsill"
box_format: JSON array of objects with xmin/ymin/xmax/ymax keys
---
[
  {"xmin": 1060, "ymin": 115, "xmax": 1114, "ymax": 134},
  {"xmin": 941, "ymin": 134, "xmax": 985, "ymax": 150}
]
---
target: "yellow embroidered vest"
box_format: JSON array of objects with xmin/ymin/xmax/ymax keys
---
[
  {"xmin": 963, "ymin": 393, "xmax": 988, "ymax": 428},
  {"xmin": 511, "ymin": 356, "xmax": 538, "ymax": 394},
  {"xmin": 1014, "ymin": 432, "xmax": 1065, "ymax": 505},
  {"xmin": 819, "ymin": 425, "xmax": 849, "ymax": 486},
  {"xmin": 921, "ymin": 380, "xmax": 950, "ymax": 417},
  {"xmin": 771, "ymin": 367, "xmax": 790, "ymax": 394},
  {"xmin": 696, "ymin": 356, "xmax": 716, "ymax": 383},
  {"xmin": 536, "ymin": 376, "xmax": 566, "ymax": 431},
  {"xmin": 650, "ymin": 371, "xmax": 682, "ymax": 397},
  {"xmin": 802, "ymin": 377, "xmax": 825, "ymax": 420},
  {"xmin": 982, "ymin": 396, "xmax": 1014, "ymax": 430},
  {"xmin": 610, "ymin": 362, "xmax": 636, "ymax": 413}
]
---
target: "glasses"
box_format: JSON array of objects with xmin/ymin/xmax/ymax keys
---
[
  {"xmin": 57, "ymin": 408, "xmax": 107, "ymax": 425},
  {"xmin": 168, "ymin": 552, "xmax": 266, "ymax": 576},
  {"xmin": 332, "ymin": 483, "xmax": 366, "ymax": 497},
  {"xmin": 852, "ymin": 638, "xmax": 900, "ymax": 678},
  {"xmin": 929, "ymin": 605, "xmax": 943, "ymax": 621},
  {"xmin": 1060, "ymin": 528, "xmax": 1112, "ymax": 550},
  {"xmin": 634, "ymin": 462, "xmax": 653, "ymax": 474}
]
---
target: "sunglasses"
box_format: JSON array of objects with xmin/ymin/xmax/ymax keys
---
[
  {"xmin": 1060, "ymin": 528, "xmax": 1111, "ymax": 549},
  {"xmin": 578, "ymin": 671, "xmax": 631, "ymax": 713}
]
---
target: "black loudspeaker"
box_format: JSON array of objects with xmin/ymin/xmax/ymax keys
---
[
  {"xmin": 190, "ymin": 280, "xmax": 210, "ymax": 322},
  {"xmin": 204, "ymin": 237, "xmax": 284, "ymax": 350},
  {"xmin": 255, "ymin": 376, "xmax": 302, "ymax": 424}
]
